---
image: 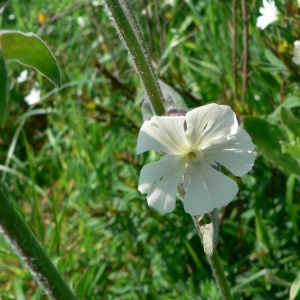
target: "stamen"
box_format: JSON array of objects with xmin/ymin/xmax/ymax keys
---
[{"xmin": 188, "ymin": 152, "xmax": 197, "ymax": 158}]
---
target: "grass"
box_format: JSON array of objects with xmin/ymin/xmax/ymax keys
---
[{"xmin": 0, "ymin": 0, "xmax": 300, "ymax": 299}]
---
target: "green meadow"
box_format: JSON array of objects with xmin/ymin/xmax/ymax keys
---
[{"xmin": 0, "ymin": 0, "xmax": 299, "ymax": 299}]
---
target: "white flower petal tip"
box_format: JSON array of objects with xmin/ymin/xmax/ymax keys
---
[
  {"xmin": 256, "ymin": 0, "xmax": 278, "ymax": 30},
  {"xmin": 24, "ymin": 87, "xmax": 41, "ymax": 105},
  {"xmin": 183, "ymin": 163, "xmax": 239, "ymax": 216},
  {"xmin": 16, "ymin": 70, "xmax": 28, "ymax": 83},
  {"xmin": 292, "ymin": 40, "xmax": 300, "ymax": 66},
  {"xmin": 137, "ymin": 104, "xmax": 255, "ymax": 216}
]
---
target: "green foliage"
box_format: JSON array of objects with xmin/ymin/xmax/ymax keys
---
[
  {"xmin": 0, "ymin": 0, "xmax": 299, "ymax": 299},
  {"xmin": 243, "ymin": 117, "xmax": 300, "ymax": 177},
  {"xmin": 280, "ymin": 107, "xmax": 300, "ymax": 166},
  {"xmin": 0, "ymin": 30, "xmax": 61, "ymax": 124},
  {"xmin": 0, "ymin": 31, "xmax": 61, "ymax": 87},
  {"xmin": 290, "ymin": 272, "xmax": 300, "ymax": 300},
  {"xmin": 0, "ymin": 52, "xmax": 8, "ymax": 125}
]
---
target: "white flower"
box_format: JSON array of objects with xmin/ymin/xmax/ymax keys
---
[
  {"xmin": 8, "ymin": 14, "xmax": 16, "ymax": 20},
  {"xmin": 24, "ymin": 86, "xmax": 41, "ymax": 105},
  {"xmin": 292, "ymin": 40, "xmax": 300, "ymax": 65},
  {"xmin": 256, "ymin": 0, "xmax": 278, "ymax": 30},
  {"xmin": 16, "ymin": 70, "xmax": 28, "ymax": 83},
  {"xmin": 91, "ymin": 0, "xmax": 101, "ymax": 7},
  {"xmin": 77, "ymin": 16, "xmax": 86, "ymax": 28},
  {"xmin": 137, "ymin": 104, "xmax": 255, "ymax": 216}
]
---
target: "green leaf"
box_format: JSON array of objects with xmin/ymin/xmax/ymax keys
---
[
  {"xmin": 280, "ymin": 107, "xmax": 300, "ymax": 137},
  {"xmin": 264, "ymin": 49, "xmax": 289, "ymax": 74},
  {"xmin": 290, "ymin": 272, "xmax": 300, "ymax": 300},
  {"xmin": 244, "ymin": 117, "xmax": 300, "ymax": 177},
  {"xmin": 255, "ymin": 210, "xmax": 271, "ymax": 251},
  {"xmin": 0, "ymin": 51, "xmax": 8, "ymax": 125},
  {"xmin": 0, "ymin": 30, "xmax": 61, "ymax": 87},
  {"xmin": 286, "ymin": 175, "xmax": 299, "ymax": 233},
  {"xmin": 282, "ymin": 143, "xmax": 300, "ymax": 165}
]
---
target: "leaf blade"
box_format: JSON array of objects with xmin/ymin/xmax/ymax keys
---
[
  {"xmin": 0, "ymin": 31, "xmax": 61, "ymax": 88},
  {"xmin": 280, "ymin": 107, "xmax": 300, "ymax": 137},
  {"xmin": 244, "ymin": 117, "xmax": 300, "ymax": 177}
]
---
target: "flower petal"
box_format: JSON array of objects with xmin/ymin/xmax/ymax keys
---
[
  {"xmin": 24, "ymin": 87, "xmax": 41, "ymax": 105},
  {"xmin": 183, "ymin": 162, "xmax": 238, "ymax": 216},
  {"xmin": 256, "ymin": 16, "xmax": 268, "ymax": 30},
  {"xmin": 138, "ymin": 154, "xmax": 186, "ymax": 213},
  {"xmin": 203, "ymin": 127, "xmax": 255, "ymax": 176},
  {"xmin": 256, "ymin": 0, "xmax": 278, "ymax": 30},
  {"xmin": 293, "ymin": 40, "xmax": 300, "ymax": 65},
  {"xmin": 137, "ymin": 121, "xmax": 177, "ymax": 154},
  {"xmin": 138, "ymin": 154, "xmax": 179, "ymax": 193},
  {"xmin": 185, "ymin": 104, "xmax": 223, "ymax": 146},
  {"xmin": 150, "ymin": 116, "xmax": 187, "ymax": 151},
  {"xmin": 198, "ymin": 105, "xmax": 238, "ymax": 149}
]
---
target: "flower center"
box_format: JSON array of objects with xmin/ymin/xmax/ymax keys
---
[
  {"xmin": 185, "ymin": 149, "xmax": 204, "ymax": 164},
  {"xmin": 188, "ymin": 151, "xmax": 197, "ymax": 158}
]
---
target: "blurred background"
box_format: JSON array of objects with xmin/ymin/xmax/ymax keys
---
[{"xmin": 0, "ymin": 0, "xmax": 299, "ymax": 299}]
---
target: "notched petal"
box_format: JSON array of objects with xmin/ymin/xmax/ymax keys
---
[
  {"xmin": 183, "ymin": 162, "xmax": 238, "ymax": 216},
  {"xmin": 150, "ymin": 116, "xmax": 187, "ymax": 151},
  {"xmin": 137, "ymin": 121, "xmax": 178, "ymax": 154},
  {"xmin": 204, "ymin": 127, "xmax": 255, "ymax": 176},
  {"xmin": 138, "ymin": 155, "xmax": 186, "ymax": 213},
  {"xmin": 185, "ymin": 104, "xmax": 222, "ymax": 145}
]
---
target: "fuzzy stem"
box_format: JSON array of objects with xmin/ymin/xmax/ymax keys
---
[
  {"xmin": 0, "ymin": 188, "xmax": 77, "ymax": 300},
  {"xmin": 193, "ymin": 215, "xmax": 233, "ymax": 300},
  {"xmin": 241, "ymin": 0, "xmax": 249, "ymax": 107},
  {"xmin": 103, "ymin": 0, "xmax": 165, "ymax": 116},
  {"xmin": 207, "ymin": 251, "xmax": 233, "ymax": 300},
  {"xmin": 232, "ymin": 0, "xmax": 238, "ymax": 103}
]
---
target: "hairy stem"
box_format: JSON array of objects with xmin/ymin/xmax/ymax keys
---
[
  {"xmin": 193, "ymin": 214, "xmax": 233, "ymax": 300},
  {"xmin": 103, "ymin": 0, "xmax": 165, "ymax": 116},
  {"xmin": 232, "ymin": 0, "xmax": 238, "ymax": 103},
  {"xmin": 207, "ymin": 251, "xmax": 233, "ymax": 300},
  {"xmin": 0, "ymin": 188, "xmax": 77, "ymax": 300},
  {"xmin": 241, "ymin": 0, "xmax": 249, "ymax": 106}
]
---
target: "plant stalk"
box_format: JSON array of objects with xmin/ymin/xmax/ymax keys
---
[
  {"xmin": 193, "ymin": 215, "xmax": 233, "ymax": 300},
  {"xmin": 0, "ymin": 187, "xmax": 77, "ymax": 300},
  {"xmin": 207, "ymin": 250, "xmax": 233, "ymax": 300},
  {"xmin": 103, "ymin": 0, "xmax": 166, "ymax": 116},
  {"xmin": 232, "ymin": 0, "xmax": 238, "ymax": 103}
]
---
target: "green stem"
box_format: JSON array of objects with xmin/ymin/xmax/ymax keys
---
[
  {"xmin": 193, "ymin": 214, "xmax": 232, "ymax": 300},
  {"xmin": 0, "ymin": 187, "xmax": 77, "ymax": 300},
  {"xmin": 207, "ymin": 250, "xmax": 233, "ymax": 300},
  {"xmin": 103, "ymin": 0, "xmax": 166, "ymax": 116}
]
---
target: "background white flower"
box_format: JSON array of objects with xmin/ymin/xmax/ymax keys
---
[
  {"xmin": 137, "ymin": 104, "xmax": 255, "ymax": 216},
  {"xmin": 256, "ymin": 0, "xmax": 278, "ymax": 30},
  {"xmin": 16, "ymin": 70, "xmax": 28, "ymax": 83},
  {"xmin": 292, "ymin": 40, "xmax": 300, "ymax": 65},
  {"xmin": 24, "ymin": 84, "xmax": 41, "ymax": 105}
]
